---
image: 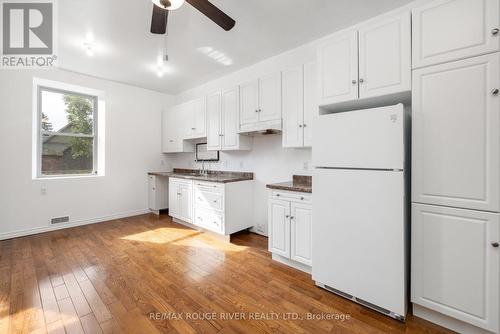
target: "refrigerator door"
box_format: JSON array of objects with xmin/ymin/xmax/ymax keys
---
[
  {"xmin": 312, "ymin": 168, "xmax": 407, "ymax": 317},
  {"xmin": 313, "ymin": 104, "xmax": 405, "ymax": 170}
]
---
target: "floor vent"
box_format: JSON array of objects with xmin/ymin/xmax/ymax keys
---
[
  {"xmin": 51, "ymin": 216, "xmax": 70, "ymax": 225},
  {"xmin": 324, "ymin": 285, "xmax": 354, "ymax": 300}
]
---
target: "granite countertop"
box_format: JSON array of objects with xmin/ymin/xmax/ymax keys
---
[
  {"xmin": 266, "ymin": 175, "xmax": 312, "ymax": 193},
  {"xmin": 148, "ymin": 168, "xmax": 254, "ymax": 184}
]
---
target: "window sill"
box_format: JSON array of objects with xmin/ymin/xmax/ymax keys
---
[{"xmin": 33, "ymin": 174, "xmax": 104, "ymax": 181}]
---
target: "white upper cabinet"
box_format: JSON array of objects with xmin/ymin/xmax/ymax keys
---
[
  {"xmin": 222, "ymin": 87, "xmax": 252, "ymax": 150},
  {"xmin": 412, "ymin": 0, "xmax": 500, "ymax": 69},
  {"xmin": 162, "ymin": 108, "xmax": 194, "ymax": 153},
  {"xmin": 239, "ymin": 72, "xmax": 282, "ymax": 132},
  {"xmin": 412, "ymin": 203, "xmax": 499, "ymax": 332},
  {"xmin": 412, "ymin": 53, "xmax": 500, "ymax": 212},
  {"xmin": 303, "ymin": 61, "xmax": 317, "ymax": 147},
  {"xmin": 358, "ymin": 12, "xmax": 411, "ymax": 98},
  {"xmin": 317, "ymin": 10, "xmax": 411, "ymax": 107},
  {"xmin": 258, "ymin": 72, "xmax": 282, "ymax": 122},
  {"xmin": 186, "ymin": 97, "xmax": 206, "ymax": 139},
  {"xmin": 282, "ymin": 62, "xmax": 317, "ymax": 148},
  {"xmin": 317, "ymin": 30, "xmax": 359, "ymax": 105},
  {"xmin": 282, "ymin": 66, "xmax": 304, "ymax": 148},
  {"xmin": 206, "ymin": 92, "xmax": 222, "ymax": 151},
  {"xmin": 206, "ymin": 89, "xmax": 252, "ymax": 152},
  {"xmin": 239, "ymin": 80, "xmax": 259, "ymax": 126}
]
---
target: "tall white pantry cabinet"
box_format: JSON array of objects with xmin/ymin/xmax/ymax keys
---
[{"xmin": 411, "ymin": 1, "xmax": 500, "ymax": 333}]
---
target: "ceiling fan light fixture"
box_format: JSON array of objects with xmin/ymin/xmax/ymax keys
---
[{"xmin": 152, "ymin": 0, "xmax": 185, "ymax": 10}]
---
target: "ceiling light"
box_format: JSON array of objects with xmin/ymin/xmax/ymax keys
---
[
  {"xmin": 84, "ymin": 42, "xmax": 94, "ymax": 56},
  {"xmin": 152, "ymin": 0, "xmax": 185, "ymax": 10}
]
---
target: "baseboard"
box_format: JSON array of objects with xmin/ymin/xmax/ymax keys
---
[
  {"xmin": 271, "ymin": 253, "xmax": 311, "ymax": 274},
  {"xmin": 412, "ymin": 304, "xmax": 496, "ymax": 334},
  {"xmin": 0, "ymin": 209, "xmax": 151, "ymax": 240}
]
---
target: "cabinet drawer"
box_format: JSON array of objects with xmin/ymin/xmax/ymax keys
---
[
  {"xmin": 195, "ymin": 189, "xmax": 223, "ymax": 211},
  {"xmin": 170, "ymin": 177, "xmax": 192, "ymax": 187},
  {"xmin": 194, "ymin": 181, "xmax": 224, "ymax": 192},
  {"xmin": 194, "ymin": 208, "xmax": 223, "ymax": 234},
  {"xmin": 270, "ymin": 190, "xmax": 312, "ymax": 204}
]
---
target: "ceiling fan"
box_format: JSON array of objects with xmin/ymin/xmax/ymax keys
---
[{"xmin": 150, "ymin": 0, "xmax": 236, "ymax": 34}]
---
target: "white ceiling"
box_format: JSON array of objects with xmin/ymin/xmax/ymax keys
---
[{"xmin": 58, "ymin": 0, "xmax": 414, "ymax": 95}]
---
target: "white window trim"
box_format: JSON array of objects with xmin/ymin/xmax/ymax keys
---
[{"xmin": 32, "ymin": 78, "xmax": 106, "ymax": 180}]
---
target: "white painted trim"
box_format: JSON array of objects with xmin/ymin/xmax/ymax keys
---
[
  {"xmin": 0, "ymin": 209, "xmax": 150, "ymax": 241},
  {"xmin": 271, "ymin": 253, "xmax": 311, "ymax": 274},
  {"xmin": 413, "ymin": 304, "xmax": 497, "ymax": 334}
]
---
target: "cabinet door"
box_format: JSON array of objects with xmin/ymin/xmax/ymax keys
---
[
  {"xmin": 412, "ymin": 54, "xmax": 500, "ymax": 212},
  {"xmin": 268, "ymin": 199, "xmax": 290, "ymax": 258},
  {"xmin": 290, "ymin": 202, "xmax": 312, "ymax": 266},
  {"xmin": 178, "ymin": 183, "xmax": 193, "ymax": 223},
  {"xmin": 192, "ymin": 97, "xmax": 206, "ymax": 138},
  {"xmin": 239, "ymin": 80, "xmax": 259, "ymax": 126},
  {"xmin": 358, "ymin": 11, "xmax": 411, "ymax": 98},
  {"xmin": 303, "ymin": 62, "xmax": 317, "ymax": 147},
  {"xmin": 148, "ymin": 176, "xmax": 157, "ymax": 210},
  {"xmin": 168, "ymin": 180, "xmax": 179, "ymax": 217},
  {"xmin": 259, "ymin": 72, "xmax": 282, "ymax": 122},
  {"xmin": 162, "ymin": 109, "xmax": 181, "ymax": 153},
  {"xmin": 206, "ymin": 92, "xmax": 222, "ymax": 151},
  {"xmin": 221, "ymin": 87, "xmax": 240, "ymax": 150},
  {"xmin": 412, "ymin": 203, "xmax": 499, "ymax": 332},
  {"xmin": 412, "ymin": 0, "xmax": 500, "ymax": 68},
  {"xmin": 317, "ymin": 30, "xmax": 359, "ymax": 106},
  {"xmin": 282, "ymin": 66, "xmax": 304, "ymax": 148}
]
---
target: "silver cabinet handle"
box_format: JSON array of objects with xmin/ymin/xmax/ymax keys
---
[
  {"xmin": 492, "ymin": 242, "xmax": 499, "ymax": 248},
  {"xmin": 300, "ymin": 197, "xmax": 304, "ymax": 200},
  {"xmin": 299, "ymin": 124, "xmax": 303, "ymax": 128},
  {"xmin": 290, "ymin": 216, "xmax": 295, "ymax": 220},
  {"xmin": 285, "ymin": 215, "xmax": 290, "ymax": 218},
  {"xmin": 213, "ymin": 200, "xmax": 217, "ymax": 203},
  {"xmin": 492, "ymin": 28, "xmax": 499, "ymax": 36},
  {"xmin": 191, "ymin": 127, "xmax": 196, "ymax": 130},
  {"xmin": 492, "ymin": 88, "xmax": 499, "ymax": 96},
  {"xmin": 303, "ymin": 124, "xmax": 307, "ymax": 128},
  {"xmin": 177, "ymin": 193, "xmax": 181, "ymax": 195},
  {"xmin": 258, "ymin": 109, "xmax": 262, "ymax": 113},
  {"xmin": 255, "ymin": 109, "xmax": 259, "ymax": 113},
  {"xmin": 169, "ymin": 140, "xmax": 174, "ymax": 142},
  {"xmin": 276, "ymin": 194, "xmax": 280, "ymax": 197},
  {"xmin": 359, "ymin": 78, "xmax": 365, "ymax": 84},
  {"xmin": 352, "ymin": 80, "xmax": 357, "ymax": 85}
]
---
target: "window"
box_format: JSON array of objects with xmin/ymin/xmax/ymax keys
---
[{"xmin": 36, "ymin": 85, "xmax": 98, "ymax": 177}]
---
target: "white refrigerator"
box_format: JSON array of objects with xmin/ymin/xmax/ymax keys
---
[{"xmin": 312, "ymin": 104, "xmax": 409, "ymax": 321}]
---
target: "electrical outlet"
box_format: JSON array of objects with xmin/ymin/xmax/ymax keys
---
[
  {"xmin": 239, "ymin": 161, "xmax": 244, "ymax": 169},
  {"xmin": 160, "ymin": 160, "xmax": 166, "ymax": 166},
  {"xmin": 303, "ymin": 161, "xmax": 310, "ymax": 171},
  {"xmin": 40, "ymin": 187, "xmax": 47, "ymax": 195}
]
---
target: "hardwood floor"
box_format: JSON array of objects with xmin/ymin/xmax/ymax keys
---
[{"xmin": 0, "ymin": 214, "xmax": 453, "ymax": 334}]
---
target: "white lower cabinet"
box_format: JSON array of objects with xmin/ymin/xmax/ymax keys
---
[
  {"xmin": 168, "ymin": 178, "xmax": 193, "ymax": 223},
  {"xmin": 268, "ymin": 190, "xmax": 312, "ymax": 269},
  {"xmin": 148, "ymin": 175, "xmax": 168, "ymax": 212},
  {"xmin": 412, "ymin": 203, "xmax": 499, "ymax": 333},
  {"xmin": 169, "ymin": 178, "xmax": 254, "ymax": 236}
]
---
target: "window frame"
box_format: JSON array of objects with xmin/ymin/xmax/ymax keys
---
[{"xmin": 36, "ymin": 85, "xmax": 99, "ymax": 178}]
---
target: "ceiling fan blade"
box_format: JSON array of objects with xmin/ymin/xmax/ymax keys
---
[
  {"xmin": 151, "ymin": 5, "xmax": 168, "ymax": 34},
  {"xmin": 186, "ymin": 0, "xmax": 235, "ymax": 31}
]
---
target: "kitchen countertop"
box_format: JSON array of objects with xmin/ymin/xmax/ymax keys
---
[
  {"xmin": 266, "ymin": 175, "xmax": 312, "ymax": 193},
  {"xmin": 148, "ymin": 168, "xmax": 254, "ymax": 184}
]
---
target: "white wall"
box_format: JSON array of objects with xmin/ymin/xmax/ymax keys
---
[{"xmin": 0, "ymin": 69, "xmax": 174, "ymax": 239}]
